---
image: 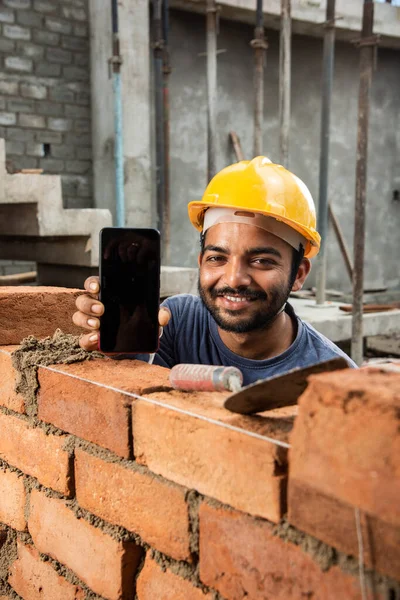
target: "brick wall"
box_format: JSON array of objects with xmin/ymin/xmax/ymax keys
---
[
  {"xmin": 0, "ymin": 287, "xmax": 399, "ymax": 600},
  {"xmin": 0, "ymin": 0, "xmax": 92, "ymax": 210}
]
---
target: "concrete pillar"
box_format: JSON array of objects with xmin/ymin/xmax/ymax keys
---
[
  {"xmin": 88, "ymin": 0, "xmax": 115, "ymax": 219},
  {"xmin": 89, "ymin": 0, "xmax": 153, "ymax": 226}
]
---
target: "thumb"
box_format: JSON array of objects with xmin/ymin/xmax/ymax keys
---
[{"xmin": 158, "ymin": 307, "xmax": 171, "ymax": 327}]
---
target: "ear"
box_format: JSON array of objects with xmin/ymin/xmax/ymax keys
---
[
  {"xmin": 291, "ymin": 258, "xmax": 311, "ymax": 292},
  {"xmin": 197, "ymin": 252, "xmax": 202, "ymax": 268}
]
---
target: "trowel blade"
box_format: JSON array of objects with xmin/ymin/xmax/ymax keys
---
[{"xmin": 223, "ymin": 357, "xmax": 349, "ymax": 415}]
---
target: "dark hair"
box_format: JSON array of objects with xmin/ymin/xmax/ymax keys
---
[
  {"xmin": 289, "ymin": 245, "xmax": 305, "ymax": 289},
  {"xmin": 200, "ymin": 232, "xmax": 206, "ymax": 255},
  {"xmin": 200, "ymin": 232, "xmax": 304, "ymax": 287}
]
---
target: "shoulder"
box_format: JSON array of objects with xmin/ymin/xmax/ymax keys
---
[
  {"xmin": 162, "ymin": 294, "xmax": 203, "ymax": 313},
  {"xmin": 161, "ymin": 294, "xmax": 206, "ymax": 323},
  {"xmin": 299, "ymin": 319, "xmax": 357, "ymax": 368}
]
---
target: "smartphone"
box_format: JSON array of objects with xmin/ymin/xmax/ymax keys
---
[{"xmin": 99, "ymin": 227, "xmax": 161, "ymax": 354}]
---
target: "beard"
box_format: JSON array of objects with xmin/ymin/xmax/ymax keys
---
[{"xmin": 198, "ymin": 277, "xmax": 292, "ymax": 334}]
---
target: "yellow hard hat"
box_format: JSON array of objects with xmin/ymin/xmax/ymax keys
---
[{"xmin": 188, "ymin": 156, "xmax": 321, "ymax": 258}]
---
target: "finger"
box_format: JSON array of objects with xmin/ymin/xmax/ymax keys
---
[
  {"xmin": 79, "ymin": 331, "xmax": 99, "ymax": 352},
  {"xmin": 84, "ymin": 276, "xmax": 100, "ymax": 296},
  {"xmin": 75, "ymin": 294, "xmax": 104, "ymax": 317},
  {"xmin": 72, "ymin": 311, "xmax": 101, "ymax": 331},
  {"xmin": 158, "ymin": 307, "xmax": 171, "ymax": 327}
]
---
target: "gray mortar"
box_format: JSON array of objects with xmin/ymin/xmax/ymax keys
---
[
  {"xmin": 33, "ymin": 419, "xmax": 66, "ymax": 436},
  {"xmin": 273, "ymin": 518, "xmax": 336, "ymax": 571},
  {"xmin": 68, "ymin": 498, "xmax": 146, "ymax": 547},
  {"xmin": 16, "ymin": 531, "xmax": 33, "ymax": 546},
  {"xmin": 62, "ymin": 436, "xmax": 76, "ymax": 455},
  {"xmin": 0, "ymin": 527, "xmax": 17, "ymax": 594},
  {"xmin": 150, "ymin": 549, "xmax": 196, "ymax": 580},
  {"xmin": 186, "ymin": 489, "xmax": 202, "ymax": 556},
  {"xmin": 23, "ymin": 475, "xmax": 35, "ymax": 524},
  {"xmin": 11, "ymin": 329, "xmax": 104, "ymax": 417},
  {"xmin": 150, "ymin": 548, "xmax": 213, "ymax": 595},
  {"xmin": 0, "ymin": 582, "xmax": 23, "ymax": 600}
]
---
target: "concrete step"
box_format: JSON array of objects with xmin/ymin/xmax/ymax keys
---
[{"xmin": 0, "ymin": 138, "xmax": 112, "ymax": 268}]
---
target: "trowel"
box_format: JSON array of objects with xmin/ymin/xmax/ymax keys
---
[{"xmin": 169, "ymin": 357, "xmax": 349, "ymax": 415}]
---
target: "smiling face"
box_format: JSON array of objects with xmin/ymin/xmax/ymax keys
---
[{"xmin": 198, "ymin": 222, "xmax": 308, "ymax": 334}]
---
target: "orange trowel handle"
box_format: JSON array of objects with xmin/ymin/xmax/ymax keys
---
[{"xmin": 169, "ymin": 364, "xmax": 243, "ymax": 393}]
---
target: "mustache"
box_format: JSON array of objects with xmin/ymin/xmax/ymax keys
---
[{"xmin": 209, "ymin": 286, "xmax": 268, "ymax": 301}]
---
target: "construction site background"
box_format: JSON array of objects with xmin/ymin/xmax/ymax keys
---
[{"xmin": 0, "ymin": 0, "xmax": 399, "ymax": 295}]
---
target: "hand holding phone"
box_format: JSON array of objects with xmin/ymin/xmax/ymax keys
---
[{"xmin": 74, "ymin": 278, "xmax": 171, "ymax": 353}]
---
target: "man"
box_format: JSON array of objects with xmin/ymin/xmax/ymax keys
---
[{"xmin": 74, "ymin": 157, "xmax": 355, "ymax": 384}]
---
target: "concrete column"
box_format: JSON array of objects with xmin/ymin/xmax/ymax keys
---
[
  {"xmin": 89, "ymin": 0, "xmax": 115, "ymax": 219},
  {"xmin": 119, "ymin": 0, "xmax": 153, "ymax": 227},
  {"xmin": 89, "ymin": 0, "xmax": 153, "ymax": 226}
]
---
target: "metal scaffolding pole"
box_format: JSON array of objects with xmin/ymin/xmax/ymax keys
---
[
  {"xmin": 315, "ymin": 0, "xmax": 336, "ymax": 305},
  {"xmin": 351, "ymin": 0, "xmax": 377, "ymax": 365},
  {"xmin": 162, "ymin": 0, "xmax": 171, "ymax": 262},
  {"xmin": 279, "ymin": 0, "xmax": 291, "ymax": 168},
  {"xmin": 251, "ymin": 0, "xmax": 267, "ymax": 157},
  {"xmin": 110, "ymin": 0, "xmax": 125, "ymax": 227},
  {"xmin": 206, "ymin": 0, "xmax": 218, "ymax": 181},
  {"xmin": 153, "ymin": 0, "xmax": 165, "ymax": 238}
]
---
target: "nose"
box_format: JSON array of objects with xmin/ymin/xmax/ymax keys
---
[{"xmin": 223, "ymin": 257, "xmax": 251, "ymax": 289}]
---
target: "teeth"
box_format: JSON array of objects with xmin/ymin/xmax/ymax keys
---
[{"xmin": 225, "ymin": 295, "xmax": 248, "ymax": 302}]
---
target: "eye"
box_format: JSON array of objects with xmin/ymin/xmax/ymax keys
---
[
  {"xmin": 251, "ymin": 258, "xmax": 277, "ymax": 266},
  {"xmin": 206, "ymin": 255, "xmax": 226, "ymax": 263}
]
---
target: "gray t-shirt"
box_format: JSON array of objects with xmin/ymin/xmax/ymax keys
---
[{"xmin": 148, "ymin": 294, "xmax": 355, "ymax": 385}]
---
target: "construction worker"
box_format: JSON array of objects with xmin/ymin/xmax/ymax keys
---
[{"xmin": 74, "ymin": 157, "xmax": 355, "ymax": 383}]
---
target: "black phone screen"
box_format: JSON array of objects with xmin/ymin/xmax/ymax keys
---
[{"xmin": 99, "ymin": 227, "xmax": 160, "ymax": 354}]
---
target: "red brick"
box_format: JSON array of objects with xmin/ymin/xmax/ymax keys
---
[
  {"xmin": 9, "ymin": 540, "xmax": 85, "ymax": 600},
  {"xmin": 199, "ymin": 503, "xmax": 385, "ymax": 600},
  {"xmin": 288, "ymin": 369, "xmax": 400, "ymax": 579},
  {"xmin": 0, "ymin": 411, "xmax": 72, "ymax": 495},
  {"xmin": 75, "ymin": 448, "xmax": 191, "ymax": 561},
  {"xmin": 0, "ymin": 347, "xmax": 24, "ymax": 413},
  {"xmin": 0, "ymin": 468, "xmax": 26, "ymax": 530},
  {"xmin": 28, "ymin": 489, "xmax": 142, "ymax": 600},
  {"xmin": 38, "ymin": 359, "xmax": 170, "ymax": 458},
  {"xmin": 137, "ymin": 557, "xmax": 212, "ymax": 600},
  {"xmin": 132, "ymin": 395, "xmax": 289, "ymax": 522},
  {"xmin": 0, "ymin": 287, "xmax": 82, "ymax": 345}
]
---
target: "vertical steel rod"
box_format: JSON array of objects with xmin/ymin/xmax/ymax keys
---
[
  {"xmin": 351, "ymin": 0, "xmax": 376, "ymax": 365},
  {"xmin": 110, "ymin": 0, "xmax": 125, "ymax": 227},
  {"xmin": 206, "ymin": 0, "xmax": 218, "ymax": 181},
  {"xmin": 154, "ymin": 0, "xmax": 165, "ymax": 239},
  {"xmin": 162, "ymin": 0, "xmax": 171, "ymax": 262},
  {"xmin": 315, "ymin": 0, "xmax": 336, "ymax": 305},
  {"xmin": 279, "ymin": 0, "xmax": 291, "ymax": 168},
  {"xmin": 252, "ymin": 0, "xmax": 267, "ymax": 157}
]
